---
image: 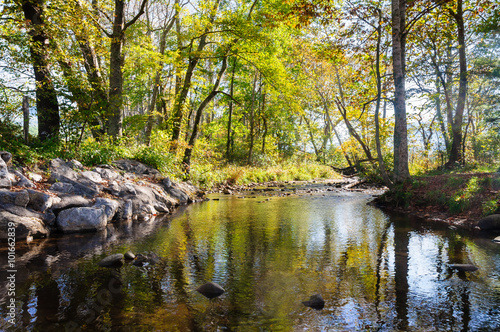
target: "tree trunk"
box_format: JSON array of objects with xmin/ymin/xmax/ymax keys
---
[
  {"xmin": 374, "ymin": 11, "xmax": 393, "ymax": 187},
  {"xmin": 107, "ymin": 0, "xmax": 148, "ymax": 139},
  {"xmin": 226, "ymin": 57, "xmax": 237, "ymax": 160},
  {"xmin": 392, "ymin": 0, "xmax": 410, "ymax": 182},
  {"xmin": 171, "ymin": 0, "xmax": 221, "ymax": 145},
  {"xmin": 145, "ymin": 8, "xmax": 177, "ymax": 145},
  {"xmin": 446, "ymin": 0, "xmax": 467, "ymax": 167},
  {"xmin": 22, "ymin": 0, "xmax": 60, "ymax": 142},
  {"xmin": 183, "ymin": 56, "xmax": 228, "ymax": 173},
  {"xmin": 247, "ymin": 72, "xmax": 259, "ymax": 164}
]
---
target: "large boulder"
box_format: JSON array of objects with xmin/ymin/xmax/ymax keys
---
[
  {"xmin": 0, "ymin": 189, "xmax": 29, "ymax": 207},
  {"xmin": 57, "ymin": 207, "xmax": 108, "ymax": 233},
  {"xmin": 0, "ymin": 204, "xmax": 56, "ymax": 227},
  {"xmin": 0, "ymin": 210, "xmax": 49, "ymax": 239},
  {"xmin": 477, "ymin": 214, "xmax": 500, "ymax": 231},
  {"xmin": 48, "ymin": 158, "xmax": 79, "ymax": 183},
  {"xmin": 11, "ymin": 170, "xmax": 35, "ymax": 188},
  {"xmin": 51, "ymin": 195, "xmax": 91, "ymax": 212},
  {"xmin": 94, "ymin": 166, "xmax": 121, "ymax": 181},
  {"xmin": 93, "ymin": 197, "xmax": 120, "ymax": 221},
  {"xmin": 27, "ymin": 189, "xmax": 55, "ymax": 212},
  {"xmin": 113, "ymin": 159, "xmax": 161, "ymax": 177},
  {"xmin": 0, "ymin": 157, "xmax": 12, "ymax": 188}
]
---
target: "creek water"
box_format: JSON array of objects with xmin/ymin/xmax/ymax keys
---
[{"xmin": 1, "ymin": 183, "xmax": 500, "ymax": 331}]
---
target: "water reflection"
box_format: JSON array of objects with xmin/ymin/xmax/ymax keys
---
[{"xmin": 1, "ymin": 190, "xmax": 500, "ymax": 331}]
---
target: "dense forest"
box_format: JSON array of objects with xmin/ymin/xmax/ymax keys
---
[{"xmin": 0, "ymin": 0, "xmax": 499, "ymax": 186}]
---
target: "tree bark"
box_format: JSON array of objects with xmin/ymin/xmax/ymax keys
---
[
  {"xmin": 374, "ymin": 10, "xmax": 393, "ymax": 187},
  {"xmin": 446, "ymin": 0, "xmax": 467, "ymax": 167},
  {"xmin": 107, "ymin": 0, "xmax": 148, "ymax": 139},
  {"xmin": 226, "ymin": 57, "xmax": 237, "ymax": 160},
  {"xmin": 392, "ymin": 0, "xmax": 410, "ymax": 182},
  {"xmin": 22, "ymin": 0, "xmax": 60, "ymax": 142}
]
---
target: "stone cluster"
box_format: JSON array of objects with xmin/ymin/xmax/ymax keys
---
[{"xmin": 0, "ymin": 152, "xmax": 204, "ymax": 240}]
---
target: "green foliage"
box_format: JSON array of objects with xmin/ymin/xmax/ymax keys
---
[
  {"xmin": 78, "ymin": 137, "xmax": 127, "ymax": 166},
  {"xmin": 482, "ymin": 199, "xmax": 499, "ymax": 216},
  {"xmin": 133, "ymin": 145, "xmax": 175, "ymax": 175},
  {"xmin": 449, "ymin": 177, "xmax": 482, "ymax": 213}
]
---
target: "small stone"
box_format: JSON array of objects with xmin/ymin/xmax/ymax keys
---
[
  {"xmin": 98, "ymin": 254, "xmax": 124, "ymax": 268},
  {"xmin": 493, "ymin": 236, "xmax": 500, "ymax": 243},
  {"xmin": 450, "ymin": 264, "xmax": 478, "ymax": 272},
  {"xmin": 196, "ymin": 282, "xmax": 224, "ymax": 299},
  {"xmin": 302, "ymin": 294, "xmax": 325, "ymax": 310},
  {"xmin": 124, "ymin": 251, "xmax": 135, "ymax": 260}
]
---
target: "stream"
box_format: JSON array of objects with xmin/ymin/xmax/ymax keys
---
[{"xmin": 1, "ymin": 182, "xmax": 500, "ymax": 331}]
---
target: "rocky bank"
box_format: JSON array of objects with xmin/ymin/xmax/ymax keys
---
[{"xmin": 0, "ymin": 151, "xmax": 205, "ymax": 240}]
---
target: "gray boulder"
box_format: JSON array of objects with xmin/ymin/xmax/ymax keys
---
[
  {"xmin": 93, "ymin": 198, "xmax": 120, "ymax": 221},
  {"xmin": 0, "ymin": 157, "xmax": 11, "ymax": 188},
  {"xmin": 27, "ymin": 189, "xmax": 55, "ymax": 212},
  {"xmin": 0, "ymin": 204, "xmax": 56, "ymax": 226},
  {"xmin": 11, "ymin": 170, "xmax": 35, "ymax": 188},
  {"xmin": 57, "ymin": 207, "xmax": 108, "ymax": 233},
  {"xmin": 67, "ymin": 159, "xmax": 84, "ymax": 170},
  {"xmin": 48, "ymin": 158, "xmax": 79, "ymax": 182},
  {"xmin": 0, "ymin": 151, "xmax": 12, "ymax": 165},
  {"xmin": 0, "ymin": 189, "xmax": 29, "ymax": 207},
  {"xmin": 80, "ymin": 171, "xmax": 103, "ymax": 183},
  {"xmin": 114, "ymin": 159, "xmax": 161, "ymax": 177},
  {"xmin": 477, "ymin": 214, "xmax": 500, "ymax": 231},
  {"xmin": 98, "ymin": 253, "xmax": 124, "ymax": 268},
  {"xmin": 0, "ymin": 210, "xmax": 49, "ymax": 239},
  {"xmin": 94, "ymin": 167, "xmax": 121, "ymax": 181},
  {"xmin": 50, "ymin": 182, "xmax": 75, "ymax": 194},
  {"xmin": 120, "ymin": 199, "xmax": 133, "ymax": 220},
  {"xmin": 51, "ymin": 195, "xmax": 91, "ymax": 212}
]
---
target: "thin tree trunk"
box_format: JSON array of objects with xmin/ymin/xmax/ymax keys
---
[
  {"xmin": 22, "ymin": 0, "xmax": 60, "ymax": 142},
  {"xmin": 145, "ymin": 8, "xmax": 177, "ymax": 145},
  {"xmin": 226, "ymin": 57, "xmax": 237, "ymax": 160},
  {"xmin": 171, "ymin": 0, "xmax": 221, "ymax": 144},
  {"xmin": 247, "ymin": 71, "xmax": 258, "ymax": 164},
  {"xmin": 374, "ymin": 9, "xmax": 392, "ymax": 187},
  {"xmin": 392, "ymin": 0, "xmax": 410, "ymax": 182},
  {"xmin": 183, "ymin": 56, "xmax": 228, "ymax": 173}
]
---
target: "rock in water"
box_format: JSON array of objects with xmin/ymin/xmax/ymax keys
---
[
  {"xmin": 196, "ymin": 282, "xmax": 224, "ymax": 299},
  {"xmin": 98, "ymin": 254, "xmax": 124, "ymax": 268},
  {"xmin": 124, "ymin": 251, "xmax": 136, "ymax": 260},
  {"xmin": 450, "ymin": 264, "xmax": 478, "ymax": 272},
  {"xmin": 302, "ymin": 294, "xmax": 325, "ymax": 310}
]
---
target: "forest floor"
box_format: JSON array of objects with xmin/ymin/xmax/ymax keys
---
[{"xmin": 374, "ymin": 172, "xmax": 500, "ymax": 230}]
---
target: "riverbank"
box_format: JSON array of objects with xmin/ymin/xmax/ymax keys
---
[
  {"xmin": 0, "ymin": 151, "xmax": 205, "ymax": 240},
  {"xmin": 373, "ymin": 172, "xmax": 500, "ymax": 231}
]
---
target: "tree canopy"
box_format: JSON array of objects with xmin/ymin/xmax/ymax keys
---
[{"xmin": 0, "ymin": 0, "xmax": 499, "ymax": 182}]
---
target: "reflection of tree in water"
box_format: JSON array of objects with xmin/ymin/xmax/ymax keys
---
[{"xmin": 394, "ymin": 218, "xmax": 410, "ymax": 331}]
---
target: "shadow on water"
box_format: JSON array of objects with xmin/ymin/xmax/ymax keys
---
[{"xmin": 1, "ymin": 188, "xmax": 500, "ymax": 331}]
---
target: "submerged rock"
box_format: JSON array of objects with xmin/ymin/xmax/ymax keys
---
[
  {"xmin": 302, "ymin": 294, "xmax": 325, "ymax": 310},
  {"xmin": 196, "ymin": 282, "xmax": 225, "ymax": 299},
  {"xmin": 98, "ymin": 254, "xmax": 124, "ymax": 268},
  {"xmin": 477, "ymin": 214, "xmax": 500, "ymax": 231},
  {"xmin": 450, "ymin": 264, "xmax": 478, "ymax": 272}
]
